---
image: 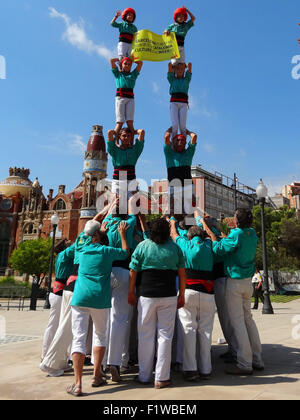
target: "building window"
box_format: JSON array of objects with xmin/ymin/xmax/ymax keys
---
[
  {"xmin": 24, "ymin": 223, "xmax": 34, "ymax": 235},
  {"xmin": 54, "ymin": 199, "xmax": 66, "ymax": 211}
]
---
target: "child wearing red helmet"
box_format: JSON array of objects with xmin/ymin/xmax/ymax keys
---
[
  {"xmin": 168, "ymin": 61, "xmax": 192, "ymax": 139},
  {"xmin": 111, "ymin": 8, "xmax": 138, "ymax": 61},
  {"xmin": 110, "ymin": 56, "xmax": 143, "ymax": 137},
  {"xmin": 164, "ymin": 6, "xmax": 196, "ymax": 65}
]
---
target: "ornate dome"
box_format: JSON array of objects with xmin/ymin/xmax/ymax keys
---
[{"xmin": 0, "ymin": 167, "xmax": 32, "ymax": 198}]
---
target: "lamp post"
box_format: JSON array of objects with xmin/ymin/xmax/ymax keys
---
[
  {"xmin": 256, "ymin": 180, "xmax": 274, "ymax": 314},
  {"xmin": 44, "ymin": 212, "xmax": 59, "ymax": 309}
]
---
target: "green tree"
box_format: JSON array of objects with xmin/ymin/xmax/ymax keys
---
[
  {"xmin": 253, "ymin": 204, "xmax": 300, "ymax": 271},
  {"xmin": 9, "ymin": 238, "xmax": 53, "ymax": 286}
]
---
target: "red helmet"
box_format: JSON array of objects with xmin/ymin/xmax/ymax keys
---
[
  {"xmin": 173, "ymin": 7, "xmax": 188, "ymax": 22},
  {"xmin": 120, "ymin": 57, "xmax": 132, "ymax": 67},
  {"xmin": 122, "ymin": 8, "xmax": 136, "ymax": 22}
]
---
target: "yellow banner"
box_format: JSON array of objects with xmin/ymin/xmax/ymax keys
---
[{"xmin": 130, "ymin": 30, "xmax": 180, "ymax": 62}]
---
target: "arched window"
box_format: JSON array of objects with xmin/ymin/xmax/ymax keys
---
[
  {"xmin": 24, "ymin": 223, "xmax": 34, "ymax": 235},
  {"xmin": 54, "ymin": 199, "xmax": 66, "ymax": 211}
]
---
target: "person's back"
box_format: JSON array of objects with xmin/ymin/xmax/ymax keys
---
[{"xmin": 213, "ymin": 227, "xmax": 258, "ymax": 279}]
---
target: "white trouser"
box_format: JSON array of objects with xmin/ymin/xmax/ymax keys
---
[
  {"xmin": 41, "ymin": 290, "xmax": 73, "ymax": 370},
  {"xmin": 41, "ymin": 293, "xmax": 62, "ymax": 359},
  {"xmin": 171, "ymin": 46, "xmax": 186, "ymax": 65},
  {"xmin": 138, "ymin": 296, "xmax": 177, "ymax": 382},
  {"xmin": 111, "ymin": 179, "xmax": 138, "ymax": 199},
  {"xmin": 118, "ymin": 42, "xmax": 132, "ymax": 61},
  {"xmin": 107, "ymin": 267, "xmax": 133, "ymax": 366},
  {"xmin": 225, "ymin": 278, "xmax": 264, "ymax": 370},
  {"xmin": 115, "ymin": 97, "xmax": 135, "ymax": 123},
  {"xmin": 170, "ymin": 183, "xmax": 194, "ymax": 215},
  {"xmin": 214, "ymin": 277, "xmax": 238, "ymax": 356},
  {"xmin": 170, "ymin": 102, "xmax": 188, "ymax": 138},
  {"xmin": 71, "ymin": 306, "xmax": 109, "ymax": 355},
  {"xmin": 179, "ymin": 289, "xmax": 215, "ymax": 374}
]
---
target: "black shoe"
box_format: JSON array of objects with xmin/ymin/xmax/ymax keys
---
[
  {"xmin": 183, "ymin": 371, "xmax": 200, "ymax": 382},
  {"xmin": 84, "ymin": 355, "xmax": 92, "ymax": 366},
  {"xmin": 252, "ymin": 307, "xmax": 258, "ymax": 310}
]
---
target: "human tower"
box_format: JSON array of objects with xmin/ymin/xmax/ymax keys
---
[{"xmin": 107, "ymin": 6, "xmax": 197, "ymax": 214}]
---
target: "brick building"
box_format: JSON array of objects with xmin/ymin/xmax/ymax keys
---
[{"xmin": 0, "ymin": 125, "xmax": 107, "ymax": 275}]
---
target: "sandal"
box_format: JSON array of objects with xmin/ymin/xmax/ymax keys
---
[
  {"xmin": 66, "ymin": 384, "xmax": 83, "ymax": 397},
  {"xmin": 154, "ymin": 380, "xmax": 171, "ymax": 389},
  {"xmin": 91, "ymin": 376, "xmax": 107, "ymax": 388}
]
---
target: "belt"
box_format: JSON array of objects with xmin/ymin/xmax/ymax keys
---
[
  {"xmin": 119, "ymin": 33, "xmax": 134, "ymax": 44},
  {"xmin": 52, "ymin": 279, "xmax": 66, "ymax": 294},
  {"xmin": 116, "ymin": 88, "xmax": 134, "ymax": 99},
  {"xmin": 113, "ymin": 165, "xmax": 136, "ymax": 181},
  {"xmin": 170, "ymin": 92, "xmax": 189, "ymax": 104},
  {"xmin": 176, "ymin": 35, "xmax": 185, "ymax": 47}
]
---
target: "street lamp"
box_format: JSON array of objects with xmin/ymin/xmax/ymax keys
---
[
  {"xmin": 44, "ymin": 212, "xmax": 59, "ymax": 309},
  {"xmin": 256, "ymin": 179, "xmax": 274, "ymax": 314}
]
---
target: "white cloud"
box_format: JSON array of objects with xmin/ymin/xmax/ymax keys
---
[
  {"xmin": 49, "ymin": 7, "xmax": 113, "ymax": 61},
  {"xmin": 202, "ymin": 143, "xmax": 215, "ymax": 153},
  {"xmin": 152, "ymin": 81, "xmax": 159, "ymax": 93},
  {"xmin": 39, "ymin": 133, "xmax": 86, "ymax": 156}
]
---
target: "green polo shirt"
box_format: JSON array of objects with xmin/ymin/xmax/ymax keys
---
[
  {"xmin": 102, "ymin": 214, "xmax": 137, "ymax": 250},
  {"xmin": 111, "ymin": 21, "xmax": 138, "ymax": 35},
  {"xmin": 71, "ymin": 244, "xmax": 128, "ymax": 309},
  {"xmin": 212, "ymin": 228, "xmax": 258, "ymax": 279},
  {"xmin": 175, "ymin": 236, "xmax": 214, "ymax": 271},
  {"xmin": 167, "ymin": 71, "xmax": 192, "ymax": 95},
  {"xmin": 166, "ymin": 20, "xmax": 194, "ymax": 38},
  {"xmin": 55, "ymin": 245, "xmax": 75, "ymax": 280},
  {"xmin": 107, "ymin": 140, "xmax": 144, "ymax": 168},
  {"xmin": 164, "ymin": 143, "xmax": 196, "ymax": 169},
  {"xmin": 112, "ymin": 67, "xmax": 140, "ymax": 90},
  {"xmin": 129, "ymin": 238, "xmax": 185, "ymax": 272}
]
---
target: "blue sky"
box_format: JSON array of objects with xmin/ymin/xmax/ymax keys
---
[{"xmin": 0, "ymin": 0, "xmax": 299, "ymax": 198}]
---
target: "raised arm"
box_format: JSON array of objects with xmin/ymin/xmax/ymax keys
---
[
  {"xmin": 135, "ymin": 128, "xmax": 145, "ymax": 142},
  {"xmin": 107, "ymin": 129, "xmax": 116, "ymax": 142},
  {"xmin": 110, "ymin": 58, "xmax": 119, "ymax": 69},
  {"xmin": 169, "ymin": 218, "xmax": 179, "ymax": 242},
  {"xmin": 135, "ymin": 61, "xmax": 143, "ymax": 73},
  {"xmin": 168, "ymin": 62, "xmax": 174, "ymax": 73},
  {"xmin": 186, "ymin": 129, "xmax": 197, "ymax": 145},
  {"xmin": 118, "ymin": 222, "xmax": 130, "ymax": 254},
  {"xmin": 110, "ymin": 10, "xmax": 121, "ymax": 25},
  {"xmin": 183, "ymin": 6, "xmax": 196, "ymax": 22},
  {"xmin": 187, "ymin": 62, "xmax": 192, "ymax": 73},
  {"xmin": 164, "ymin": 127, "xmax": 172, "ymax": 146}
]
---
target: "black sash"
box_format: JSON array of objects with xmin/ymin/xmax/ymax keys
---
[
  {"xmin": 139, "ymin": 269, "xmax": 177, "ymax": 298},
  {"xmin": 167, "ymin": 166, "xmax": 192, "ymax": 183},
  {"xmin": 113, "ymin": 165, "xmax": 136, "ymax": 181}
]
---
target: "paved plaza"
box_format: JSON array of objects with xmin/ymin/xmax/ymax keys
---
[{"xmin": 0, "ymin": 299, "xmax": 300, "ymax": 401}]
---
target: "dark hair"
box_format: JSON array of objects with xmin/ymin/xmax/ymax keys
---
[
  {"xmin": 149, "ymin": 218, "xmax": 170, "ymax": 244},
  {"xmin": 187, "ymin": 225, "xmax": 206, "ymax": 241},
  {"xmin": 54, "ymin": 239, "xmax": 67, "ymax": 254},
  {"xmin": 235, "ymin": 208, "xmax": 253, "ymax": 229},
  {"xmin": 120, "ymin": 127, "xmax": 133, "ymax": 136},
  {"xmin": 93, "ymin": 231, "xmax": 109, "ymax": 246}
]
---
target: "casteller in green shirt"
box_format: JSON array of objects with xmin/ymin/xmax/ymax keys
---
[
  {"xmin": 212, "ymin": 228, "xmax": 258, "ymax": 279},
  {"xmin": 107, "ymin": 139, "xmax": 144, "ymax": 169},
  {"xmin": 129, "ymin": 238, "xmax": 185, "ymax": 272},
  {"xmin": 175, "ymin": 236, "xmax": 214, "ymax": 272},
  {"xmin": 71, "ymin": 243, "xmax": 128, "ymax": 310}
]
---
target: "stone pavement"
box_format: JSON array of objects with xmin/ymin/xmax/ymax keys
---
[{"xmin": 0, "ymin": 300, "xmax": 300, "ymax": 401}]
